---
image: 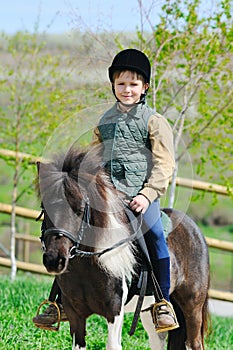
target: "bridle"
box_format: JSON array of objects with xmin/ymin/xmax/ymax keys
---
[{"xmin": 38, "ymin": 201, "xmax": 143, "ymax": 259}]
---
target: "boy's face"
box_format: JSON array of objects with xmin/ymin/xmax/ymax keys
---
[{"xmin": 113, "ymin": 71, "xmax": 149, "ymax": 105}]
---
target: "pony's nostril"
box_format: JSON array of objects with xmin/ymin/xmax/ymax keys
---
[
  {"xmin": 58, "ymin": 257, "xmax": 67, "ymax": 271},
  {"xmin": 43, "ymin": 253, "xmax": 54, "ymax": 268}
]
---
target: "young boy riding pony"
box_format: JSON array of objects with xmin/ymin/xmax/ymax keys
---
[{"xmin": 33, "ymin": 48, "xmax": 178, "ymax": 333}]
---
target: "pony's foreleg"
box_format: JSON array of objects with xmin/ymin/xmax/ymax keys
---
[
  {"xmin": 140, "ymin": 306, "xmax": 167, "ymax": 350},
  {"xmin": 106, "ymin": 312, "xmax": 124, "ymax": 350},
  {"xmin": 69, "ymin": 315, "xmax": 87, "ymax": 350},
  {"xmin": 106, "ymin": 277, "xmax": 128, "ymax": 350},
  {"xmin": 73, "ymin": 332, "xmax": 86, "ymax": 350}
]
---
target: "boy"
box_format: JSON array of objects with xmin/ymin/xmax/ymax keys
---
[{"xmin": 33, "ymin": 48, "xmax": 178, "ymax": 332}]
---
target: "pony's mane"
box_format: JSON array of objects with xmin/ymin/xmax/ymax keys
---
[{"xmin": 38, "ymin": 146, "xmax": 137, "ymax": 279}]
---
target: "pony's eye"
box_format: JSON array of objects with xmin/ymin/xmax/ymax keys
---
[
  {"xmin": 41, "ymin": 242, "xmax": 46, "ymax": 252},
  {"xmin": 55, "ymin": 233, "xmax": 64, "ymax": 240}
]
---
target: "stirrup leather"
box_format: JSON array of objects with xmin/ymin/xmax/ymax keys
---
[
  {"xmin": 34, "ymin": 299, "xmax": 61, "ymax": 332},
  {"xmin": 151, "ymin": 299, "xmax": 179, "ymax": 333}
]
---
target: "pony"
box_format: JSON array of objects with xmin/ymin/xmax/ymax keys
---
[{"xmin": 37, "ymin": 146, "xmax": 210, "ymax": 350}]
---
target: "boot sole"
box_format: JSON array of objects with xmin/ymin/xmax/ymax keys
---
[{"xmin": 156, "ymin": 322, "xmax": 180, "ymax": 333}]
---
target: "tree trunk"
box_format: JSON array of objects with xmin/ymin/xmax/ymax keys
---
[
  {"xmin": 168, "ymin": 165, "xmax": 178, "ymax": 208},
  {"xmin": 10, "ymin": 185, "xmax": 17, "ymax": 280},
  {"xmin": 10, "ymin": 160, "xmax": 19, "ymax": 280}
]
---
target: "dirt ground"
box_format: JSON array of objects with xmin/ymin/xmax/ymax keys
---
[{"xmin": 209, "ymin": 299, "xmax": 233, "ymax": 317}]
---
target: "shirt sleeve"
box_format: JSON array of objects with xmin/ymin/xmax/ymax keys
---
[{"xmin": 139, "ymin": 113, "xmax": 175, "ymax": 203}]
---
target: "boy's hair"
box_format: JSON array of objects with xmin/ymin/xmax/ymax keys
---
[{"xmin": 112, "ymin": 70, "xmax": 146, "ymax": 84}]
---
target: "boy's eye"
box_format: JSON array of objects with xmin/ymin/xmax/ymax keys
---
[{"xmin": 117, "ymin": 82, "xmax": 138, "ymax": 86}]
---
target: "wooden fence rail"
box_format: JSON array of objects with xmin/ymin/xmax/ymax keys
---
[
  {"xmin": 205, "ymin": 237, "xmax": 233, "ymax": 252},
  {"xmin": 0, "ymin": 257, "xmax": 48, "ymax": 274},
  {"xmin": 0, "ymin": 203, "xmax": 41, "ymax": 220},
  {"xmin": 0, "ymin": 148, "xmax": 230, "ymax": 195},
  {"xmin": 2, "ymin": 253, "xmax": 233, "ymax": 302},
  {"xmin": 0, "ymin": 257, "xmax": 232, "ymax": 302}
]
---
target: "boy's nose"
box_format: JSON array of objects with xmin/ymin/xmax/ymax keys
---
[{"xmin": 124, "ymin": 85, "xmax": 131, "ymax": 91}]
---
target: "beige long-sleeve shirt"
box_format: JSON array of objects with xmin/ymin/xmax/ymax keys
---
[{"xmin": 93, "ymin": 110, "xmax": 175, "ymax": 203}]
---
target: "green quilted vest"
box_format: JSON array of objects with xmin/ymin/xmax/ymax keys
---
[{"xmin": 98, "ymin": 103, "xmax": 153, "ymax": 197}]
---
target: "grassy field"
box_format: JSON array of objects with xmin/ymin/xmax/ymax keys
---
[{"xmin": 0, "ymin": 274, "xmax": 232, "ymax": 350}]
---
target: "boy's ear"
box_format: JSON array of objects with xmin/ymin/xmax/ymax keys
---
[{"xmin": 142, "ymin": 83, "xmax": 149, "ymax": 94}]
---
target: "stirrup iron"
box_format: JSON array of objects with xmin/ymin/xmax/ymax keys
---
[{"xmin": 34, "ymin": 299, "xmax": 61, "ymax": 332}]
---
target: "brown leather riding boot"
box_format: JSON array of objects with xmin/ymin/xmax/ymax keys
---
[
  {"xmin": 151, "ymin": 299, "xmax": 179, "ymax": 333},
  {"xmin": 32, "ymin": 302, "xmax": 68, "ymax": 330}
]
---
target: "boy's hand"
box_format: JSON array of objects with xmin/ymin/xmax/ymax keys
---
[{"xmin": 129, "ymin": 194, "xmax": 150, "ymax": 214}]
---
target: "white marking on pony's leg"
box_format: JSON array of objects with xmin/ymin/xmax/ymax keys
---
[
  {"xmin": 185, "ymin": 342, "xmax": 203, "ymax": 350},
  {"xmin": 125, "ymin": 296, "xmax": 161, "ymax": 349},
  {"xmin": 106, "ymin": 277, "xmax": 128, "ymax": 350},
  {"xmin": 185, "ymin": 345, "xmax": 192, "ymax": 350},
  {"xmin": 72, "ymin": 333, "xmax": 86, "ymax": 350},
  {"xmin": 125, "ymin": 296, "xmax": 166, "ymax": 349},
  {"xmin": 140, "ymin": 308, "xmax": 167, "ymax": 350}
]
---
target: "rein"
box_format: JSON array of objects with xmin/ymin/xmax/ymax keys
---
[{"xmin": 40, "ymin": 202, "xmax": 143, "ymax": 259}]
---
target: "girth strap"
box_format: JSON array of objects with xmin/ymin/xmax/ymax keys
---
[
  {"xmin": 125, "ymin": 207, "xmax": 163, "ymax": 301},
  {"xmin": 125, "ymin": 207, "xmax": 164, "ymax": 336},
  {"xmin": 137, "ymin": 233, "xmax": 164, "ymax": 302},
  {"xmin": 129, "ymin": 266, "xmax": 148, "ymax": 336}
]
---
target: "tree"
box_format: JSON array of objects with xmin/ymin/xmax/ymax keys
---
[
  {"xmin": 0, "ymin": 31, "xmax": 81, "ymax": 279},
  {"xmin": 134, "ymin": 0, "xmax": 232, "ymax": 206}
]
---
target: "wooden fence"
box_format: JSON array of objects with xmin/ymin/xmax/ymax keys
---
[
  {"xmin": 0, "ymin": 148, "xmax": 230, "ymax": 196},
  {"xmin": 0, "ymin": 202, "xmax": 233, "ymax": 303}
]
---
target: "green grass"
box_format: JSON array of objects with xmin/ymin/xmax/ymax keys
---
[{"xmin": 0, "ymin": 274, "xmax": 232, "ymax": 349}]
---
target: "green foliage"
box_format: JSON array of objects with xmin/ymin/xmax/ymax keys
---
[
  {"xmin": 127, "ymin": 0, "xmax": 233, "ymax": 194},
  {"xmin": 0, "ymin": 31, "xmax": 84, "ymax": 156},
  {"xmin": 0, "ymin": 275, "xmax": 232, "ymax": 349},
  {"xmin": 0, "ymin": 0, "xmax": 232, "ymax": 206},
  {"xmin": 0, "ymin": 30, "xmax": 89, "ymax": 279}
]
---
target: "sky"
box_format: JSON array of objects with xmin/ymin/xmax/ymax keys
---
[{"xmin": 0, "ymin": 0, "xmax": 165, "ymax": 34}]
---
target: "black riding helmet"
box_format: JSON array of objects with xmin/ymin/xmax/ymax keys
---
[
  {"xmin": 108, "ymin": 49, "xmax": 151, "ymax": 104},
  {"xmin": 108, "ymin": 48, "xmax": 151, "ymax": 83}
]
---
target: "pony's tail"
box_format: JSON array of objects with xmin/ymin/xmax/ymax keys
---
[
  {"xmin": 167, "ymin": 297, "xmax": 186, "ymax": 350},
  {"xmin": 201, "ymin": 272, "xmax": 211, "ymax": 349},
  {"xmin": 201, "ymin": 292, "xmax": 211, "ymax": 350}
]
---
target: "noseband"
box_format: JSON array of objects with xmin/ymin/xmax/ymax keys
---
[
  {"xmin": 38, "ymin": 202, "xmax": 143, "ymax": 259},
  {"xmin": 39, "ymin": 201, "xmax": 91, "ymax": 257}
]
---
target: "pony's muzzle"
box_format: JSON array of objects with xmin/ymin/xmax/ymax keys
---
[{"xmin": 43, "ymin": 252, "xmax": 67, "ymax": 274}]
